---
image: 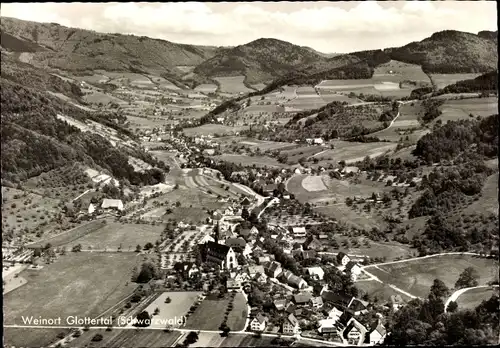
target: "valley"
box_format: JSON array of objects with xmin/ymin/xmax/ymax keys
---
[{"xmin": 1, "ymin": 12, "xmax": 498, "ymax": 348}]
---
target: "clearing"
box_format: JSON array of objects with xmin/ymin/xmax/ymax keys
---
[
  {"xmin": 455, "ymin": 286, "xmax": 498, "ymax": 310},
  {"xmin": 438, "ymin": 97, "xmax": 499, "ymax": 123},
  {"xmin": 366, "ymin": 254, "xmax": 498, "ymax": 298},
  {"xmin": 183, "ymin": 124, "xmax": 249, "ymax": 137},
  {"xmin": 214, "ymin": 76, "xmax": 254, "ymax": 94},
  {"xmin": 429, "ymin": 73, "xmax": 483, "ymax": 90}
]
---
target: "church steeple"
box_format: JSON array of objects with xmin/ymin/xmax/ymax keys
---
[{"xmin": 213, "ymin": 221, "xmax": 220, "ymax": 244}]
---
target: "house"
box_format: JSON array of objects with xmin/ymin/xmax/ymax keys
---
[
  {"xmin": 233, "ymin": 272, "xmax": 251, "ymax": 283},
  {"xmin": 310, "ymin": 296, "xmax": 324, "ymax": 309},
  {"xmin": 258, "ymin": 256, "xmax": 271, "ymax": 265},
  {"xmin": 365, "ymin": 320, "xmax": 387, "ymax": 345},
  {"xmin": 303, "ymin": 236, "xmax": 322, "ymax": 250},
  {"xmin": 318, "ymin": 234, "xmax": 328, "ymax": 240},
  {"xmin": 88, "ymin": 203, "xmax": 95, "ymax": 215},
  {"xmin": 313, "ymin": 137, "xmax": 324, "ymax": 145},
  {"xmin": 301, "ymin": 250, "xmax": 317, "ymax": 261},
  {"xmin": 345, "ymin": 261, "xmax": 362, "ymax": 281},
  {"xmin": 240, "ymin": 197, "xmax": 252, "ymax": 207},
  {"xmin": 254, "ymin": 272, "xmax": 267, "ymax": 283},
  {"xmin": 307, "ymin": 267, "xmax": 325, "ymax": 280},
  {"xmin": 198, "ymin": 234, "xmax": 215, "ymax": 245},
  {"xmin": 248, "ymin": 265, "xmax": 265, "ymax": 278},
  {"xmin": 203, "ymin": 149, "xmax": 215, "ymax": 156},
  {"xmin": 291, "ymin": 227, "xmax": 307, "ymax": 238},
  {"xmin": 239, "ymin": 228, "xmax": 251, "ymax": 238},
  {"xmin": 242, "ymin": 243, "xmax": 254, "ymax": 258},
  {"xmin": 282, "ymin": 270, "xmax": 308, "ymax": 289},
  {"xmin": 342, "ymin": 318, "xmax": 367, "ymax": 345},
  {"xmin": 293, "ymin": 292, "xmax": 312, "ymax": 305},
  {"xmin": 250, "ymin": 226, "xmax": 259, "ymax": 235},
  {"xmin": 266, "ymin": 261, "xmax": 283, "ymax": 278},
  {"xmin": 328, "ymin": 306, "xmax": 343, "ymax": 321},
  {"xmin": 227, "ymin": 279, "xmax": 242, "ymax": 290},
  {"xmin": 173, "ymin": 262, "xmax": 199, "ymax": 279},
  {"xmin": 250, "ymin": 314, "xmax": 268, "ymax": 332},
  {"xmin": 305, "ymin": 138, "xmax": 314, "ymax": 145},
  {"xmin": 337, "ymin": 252, "xmax": 350, "ymax": 266},
  {"xmin": 274, "ymin": 299, "xmax": 287, "ymax": 311},
  {"xmin": 341, "ymin": 166, "xmax": 360, "ymax": 175},
  {"xmin": 282, "ymin": 313, "xmax": 300, "ymax": 335},
  {"xmin": 318, "ymin": 318, "xmax": 339, "ymax": 334},
  {"xmin": 264, "ymin": 184, "xmax": 277, "ymax": 195},
  {"xmin": 347, "ymin": 298, "xmax": 370, "ymax": 316},
  {"xmin": 225, "ymin": 237, "xmax": 247, "ymax": 252},
  {"xmin": 101, "ymin": 199, "xmax": 124, "ymax": 211},
  {"xmin": 285, "ymin": 302, "xmax": 296, "ymax": 314},
  {"xmin": 202, "ymin": 241, "xmax": 238, "ymax": 270}
]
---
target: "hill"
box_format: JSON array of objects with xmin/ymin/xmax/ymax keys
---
[
  {"xmin": 0, "ymin": 16, "xmax": 220, "ymax": 76},
  {"xmin": 437, "ymin": 71, "xmax": 498, "ymax": 95},
  {"xmin": 386, "ymin": 30, "xmax": 498, "ymax": 74},
  {"xmin": 193, "ymin": 38, "xmax": 329, "ymax": 84},
  {"xmin": 0, "ymin": 53, "xmax": 167, "ymax": 186}
]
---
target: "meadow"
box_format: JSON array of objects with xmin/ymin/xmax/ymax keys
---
[
  {"xmin": 3, "ymin": 328, "xmax": 64, "ymax": 348},
  {"xmin": 140, "ymin": 292, "xmax": 202, "ymax": 329},
  {"xmin": 65, "ymin": 220, "xmax": 165, "ymax": 251},
  {"xmin": 455, "ymin": 287, "xmax": 498, "ymax": 310},
  {"xmin": 462, "ymin": 173, "xmax": 498, "ymax": 216},
  {"xmin": 214, "ymin": 76, "xmax": 254, "ymax": 94},
  {"xmin": 214, "ymin": 154, "xmax": 286, "ymax": 168},
  {"xmin": 70, "ymin": 329, "xmax": 182, "ymax": 348},
  {"xmin": 313, "ymin": 141, "xmax": 398, "ymax": 164},
  {"xmin": 184, "ymin": 292, "xmax": 247, "ymax": 331},
  {"xmin": 366, "ymin": 254, "xmax": 498, "ymax": 298},
  {"xmin": 194, "ymin": 83, "xmax": 218, "ymax": 94},
  {"xmin": 183, "ymin": 124, "xmax": 249, "ymax": 136},
  {"xmin": 372, "ymin": 60, "xmax": 431, "ymax": 84},
  {"xmin": 355, "ymin": 280, "xmax": 414, "ymax": 303},
  {"xmin": 3, "ymin": 253, "xmax": 139, "ymax": 332},
  {"xmin": 429, "ymin": 73, "xmax": 483, "ymax": 90},
  {"xmin": 438, "ymin": 97, "xmax": 498, "ymax": 123}
]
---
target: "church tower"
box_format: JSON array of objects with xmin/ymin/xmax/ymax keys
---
[{"xmin": 213, "ymin": 221, "xmax": 220, "ymax": 244}]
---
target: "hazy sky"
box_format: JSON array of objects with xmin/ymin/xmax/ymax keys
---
[{"xmin": 1, "ymin": 2, "xmax": 497, "ymax": 53}]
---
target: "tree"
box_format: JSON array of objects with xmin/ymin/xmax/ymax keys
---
[
  {"xmin": 135, "ymin": 244, "xmax": 142, "ymax": 252},
  {"xmin": 447, "ymin": 300, "xmax": 458, "ymax": 312},
  {"xmin": 91, "ymin": 334, "xmax": 103, "ymax": 342},
  {"xmin": 429, "ymin": 279, "xmax": 450, "ymax": 300},
  {"xmin": 154, "ymin": 307, "xmax": 160, "ymax": 315},
  {"xmin": 134, "ymin": 311, "xmax": 151, "ymax": 327},
  {"xmin": 185, "ymin": 331, "xmax": 199, "ymax": 345},
  {"xmin": 136, "ymin": 262, "xmax": 157, "ymax": 283},
  {"xmin": 165, "ymin": 296, "xmax": 172, "ymax": 304},
  {"xmin": 71, "ymin": 244, "xmax": 82, "ymax": 252},
  {"xmin": 455, "ymin": 267, "xmax": 480, "ymax": 289},
  {"xmin": 143, "ymin": 242, "xmax": 154, "ymax": 250}
]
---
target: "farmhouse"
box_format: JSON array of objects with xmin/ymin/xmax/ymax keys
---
[
  {"xmin": 282, "ymin": 270, "xmax": 308, "ymax": 289},
  {"xmin": 310, "ymin": 296, "xmax": 324, "ymax": 309},
  {"xmin": 365, "ymin": 321, "xmax": 387, "ymax": 345},
  {"xmin": 293, "ymin": 292, "xmax": 312, "ymax": 305},
  {"xmin": 250, "ymin": 313, "xmax": 268, "ymax": 332},
  {"xmin": 345, "ymin": 261, "xmax": 362, "ymax": 281},
  {"xmin": 282, "ymin": 313, "xmax": 300, "ymax": 335},
  {"xmin": 313, "ymin": 137, "xmax": 324, "ymax": 145},
  {"xmin": 347, "ymin": 298, "xmax": 370, "ymax": 316},
  {"xmin": 226, "ymin": 279, "xmax": 242, "ymax": 290},
  {"xmin": 306, "ymin": 267, "xmax": 325, "ymax": 280},
  {"xmin": 303, "ymin": 236, "xmax": 322, "ymax": 250},
  {"xmin": 201, "ymin": 241, "xmax": 238, "ymax": 270},
  {"xmin": 101, "ymin": 199, "xmax": 124, "ymax": 211},
  {"xmin": 291, "ymin": 226, "xmax": 307, "ymax": 238},
  {"xmin": 341, "ymin": 166, "xmax": 360, "ymax": 175},
  {"xmin": 88, "ymin": 203, "xmax": 95, "ymax": 215},
  {"xmin": 247, "ymin": 265, "xmax": 265, "ymax": 278},
  {"xmin": 342, "ymin": 318, "xmax": 368, "ymax": 345}
]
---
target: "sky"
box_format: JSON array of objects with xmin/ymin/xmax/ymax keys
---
[{"xmin": 1, "ymin": 2, "xmax": 497, "ymax": 53}]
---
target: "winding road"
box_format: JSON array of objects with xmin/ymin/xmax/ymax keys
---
[{"xmin": 444, "ymin": 285, "xmax": 499, "ymax": 313}]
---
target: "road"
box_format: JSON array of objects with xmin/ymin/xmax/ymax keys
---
[
  {"xmin": 362, "ymin": 252, "xmax": 482, "ymax": 269},
  {"xmin": 444, "ymin": 285, "xmax": 499, "ymax": 313}
]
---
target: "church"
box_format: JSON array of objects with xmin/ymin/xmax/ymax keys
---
[{"xmin": 200, "ymin": 221, "xmax": 238, "ymax": 270}]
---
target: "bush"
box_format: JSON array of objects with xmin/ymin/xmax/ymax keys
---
[{"xmin": 91, "ymin": 334, "xmax": 103, "ymax": 342}]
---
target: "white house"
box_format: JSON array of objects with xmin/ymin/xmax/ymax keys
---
[
  {"xmin": 250, "ymin": 314, "xmax": 268, "ymax": 332},
  {"xmin": 345, "ymin": 261, "xmax": 362, "ymax": 281},
  {"xmin": 247, "ymin": 265, "xmax": 266, "ymax": 278},
  {"xmin": 266, "ymin": 261, "xmax": 283, "ymax": 278},
  {"xmin": 318, "ymin": 318, "xmax": 339, "ymax": 334},
  {"xmin": 88, "ymin": 203, "xmax": 95, "ymax": 215},
  {"xmin": 328, "ymin": 307, "xmax": 343, "ymax": 321},
  {"xmin": 366, "ymin": 321, "xmax": 387, "ymax": 345},
  {"xmin": 101, "ymin": 199, "xmax": 124, "ymax": 211},
  {"xmin": 198, "ymin": 234, "xmax": 215, "ymax": 245},
  {"xmin": 337, "ymin": 252, "xmax": 350, "ymax": 267},
  {"xmin": 306, "ymin": 267, "xmax": 325, "ymax": 280},
  {"xmin": 313, "ymin": 138, "xmax": 324, "ymax": 145},
  {"xmin": 242, "ymin": 243, "xmax": 254, "ymax": 258},
  {"xmin": 292, "ymin": 227, "xmax": 306, "ymax": 238}
]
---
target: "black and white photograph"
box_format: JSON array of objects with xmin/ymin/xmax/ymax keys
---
[{"xmin": 1, "ymin": 1, "xmax": 498, "ymax": 347}]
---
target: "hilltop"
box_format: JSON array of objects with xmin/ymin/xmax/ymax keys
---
[
  {"xmin": 0, "ymin": 16, "xmax": 221, "ymax": 76},
  {"xmin": 193, "ymin": 38, "xmax": 329, "ymax": 84}
]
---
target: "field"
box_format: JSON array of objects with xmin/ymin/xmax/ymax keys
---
[
  {"xmin": 26, "ymin": 219, "xmax": 108, "ymax": 248},
  {"xmin": 438, "ymin": 97, "xmax": 499, "ymax": 123},
  {"xmin": 430, "ymin": 73, "xmax": 483, "ymax": 90},
  {"xmin": 3, "ymin": 253, "xmax": 139, "ymax": 343},
  {"xmin": 285, "ymin": 93, "xmax": 329, "ymax": 111},
  {"xmin": 301, "ymin": 176, "xmax": 327, "ymax": 192},
  {"xmin": 236, "ymin": 138, "xmax": 298, "ymax": 152},
  {"xmin": 183, "ymin": 169, "xmax": 251, "ymax": 200},
  {"xmin": 64, "ymin": 220, "xmax": 164, "ymax": 251},
  {"xmin": 355, "ymin": 280, "xmax": 413, "ymax": 303},
  {"xmin": 318, "ymin": 89, "xmax": 363, "ymax": 104},
  {"xmin": 312, "ymin": 141, "xmax": 398, "ymax": 164},
  {"xmin": 3, "ymin": 328, "xmax": 64, "ymax": 348},
  {"xmin": 219, "ymin": 334, "xmax": 285, "ymax": 347},
  {"xmin": 84, "ymin": 90, "xmax": 127, "ymax": 105},
  {"xmin": 463, "ymin": 173, "xmax": 498, "ymax": 216},
  {"xmin": 184, "ymin": 292, "xmax": 248, "ymax": 331},
  {"xmin": 214, "ymin": 76, "xmax": 254, "ymax": 94},
  {"xmin": 214, "ymin": 154, "xmax": 286, "ymax": 168},
  {"xmin": 140, "ymin": 292, "xmax": 202, "ymax": 329},
  {"xmin": 366, "ymin": 254, "xmax": 498, "ymax": 298},
  {"xmin": 455, "ymin": 287, "xmax": 498, "ymax": 310},
  {"xmin": 280, "ymin": 145, "xmax": 325, "ymax": 164},
  {"xmin": 1, "ymin": 187, "xmax": 61, "ymax": 241},
  {"xmin": 183, "ymin": 124, "xmax": 249, "ymax": 136},
  {"xmin": 194, "ymin": 83, "xmax": 218, "ymax": 93},
  {"xmin": 69, "ymin": 329, "xmax": 182, "ymax": 348},
  {"xmin": 373, "ymin": 60, "xmax": 430, "ymax": 84}
]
